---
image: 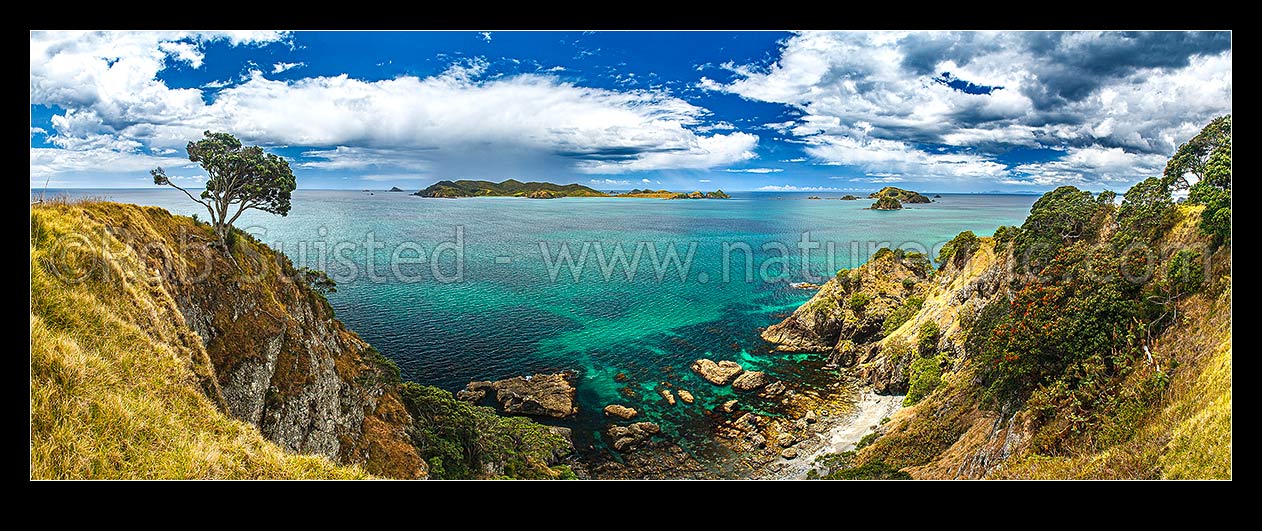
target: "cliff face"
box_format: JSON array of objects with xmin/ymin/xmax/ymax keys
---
[
  {"xmin": 31, "ymin": 202, "xmax": 425, "ymax": 478},
  {"xmin": 766, "ymin": 203, "xmax": 1232, "ymax": 479}
]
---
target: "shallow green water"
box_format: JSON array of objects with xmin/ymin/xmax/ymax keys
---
[{"xmin": 58, "ymin": 189, "xmax": 1035, "ymax": 465}]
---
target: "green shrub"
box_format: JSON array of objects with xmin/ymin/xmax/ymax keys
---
[
  {"xmin": 360, "ymin": 346, "xmax": 401, "ymax": 386},
  {"xmin": 905, "ymin": 355, "xmax": 945, "ymax": 406},
  {"xmin": 1014, "ymin": 186, "xmax": 1101, "ymax": 269},
  {"xmin": 902, "ymin": 251, "xmax": 932, "ymax": 276},
  {"xmin": 1116, "ymin": 177, "xmax": 1175, "ymax": 244},
  {"xmin": 917, "ymin": 321, "xmax": 940, "ymax": 354},
  {"xmin": 849, "ymin": 292, "xmax": 872, "ymax": 312},
  {"xmin": 1166, "ymin": 249, "xmax": 1205, "ymax": 296},
  {"xmin": 855, "ymin": 432, "xmax": 879, "ymax": 451},
  {"xmin": 882, "ymin": 295, "xmax": 924, "ymax": 336},
  {"xmin": 992, "ymin": 225, "xmax": 1019, "ymax": 247},
  {"xmin": 937, "ymin": 231, "xmax": 980, "ymax": 267},
  {"xmin": 819, "ymin": 452, "xmax": 911, "ymax": 480},
  {"xmin": 397, "ymin": 383, "xmax": 571, "ymax": 480},
  {"xmin": 872, "ymin": 247, "xmax": 894, "ymax": 261}
]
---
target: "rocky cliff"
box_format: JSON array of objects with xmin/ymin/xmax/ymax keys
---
[
  {"xmin": 768, "ymin": 199, "xmax": 1232, "ymax": 479},
  {"xmin": 31, "ymin": 202, "xmax": 426, "ymax": 478}
]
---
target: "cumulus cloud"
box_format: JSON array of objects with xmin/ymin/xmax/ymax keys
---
[
  {"xmin": 1007, "ymin": 146, "xmax": 1168, "ymax": 186},
  {"xmin": 30, "ymin": 31, "xmax": 757, "ymax": 181},
  {"xmin": 590, "ymin": 178, "xmax": 631, "ymax": 186},
  {"xmin": 724, "ymin": 167, "xmax": 783, "ymax": 173},
  {"xmin": 272, "ymin": 61, "xmax": 305, "ymax": 74},
  {"xmin": 714, "ymin": 31, "xmax": 1231, "ymax": 187}
]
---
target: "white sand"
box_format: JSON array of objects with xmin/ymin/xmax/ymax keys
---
[{"xmin": 754, "ymin": 392, "xmax": 905, "ymax": 480}]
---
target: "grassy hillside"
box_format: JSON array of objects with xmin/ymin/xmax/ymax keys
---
[
  {"xmin": 31, "ymin": 201, "xmax": 367, "ymax": 478},
  {"xmin": 415, "ymin": 179, "xmax": 609, "ymax": 198},
  {"xmin": 31, "ymin": 200, "xmax": 573, "ymax": 479}
]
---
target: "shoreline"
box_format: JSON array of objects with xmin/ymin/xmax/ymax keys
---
[{"xmin": 751, "ymin": 391, "xmax": 905, "ymax": 480}]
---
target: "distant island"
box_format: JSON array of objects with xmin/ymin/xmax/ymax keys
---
[
  {"xmin": 619, "ymin": 189, "xmax": 730, "ymax": 199},
  {"xmin": 388, "ymin": 186, "xmax": 406, "ymax": 192},
  {"xmin": 867, "ymin": 186, "xmax": 932, "ymax": 210},
  {"xmin": 840, "ymin": 194, "xmax": 859, "ymax": 200},
  {"xmin": 868, "ymin": 186, "xmax": 931, "ymax": 203},
  {"xmin": 414, "ymin": 179, "xmax": 608, "ymax": 198}
]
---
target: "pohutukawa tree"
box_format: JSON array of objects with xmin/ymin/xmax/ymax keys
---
[{"xmin": 152, "ymin": 131, "xmax": 296, "ymax": 243}]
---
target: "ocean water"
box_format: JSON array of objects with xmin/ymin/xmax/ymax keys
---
[{"xmin": 48, "ymin": 189, "xmax": 1036, "ymax": 467}]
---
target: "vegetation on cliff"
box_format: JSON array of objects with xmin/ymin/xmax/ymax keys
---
[
  {"xmin": 31, "ymin": 200, "xmax": 571, "ymax": 479},
  {"xmin": 776, "ymin": 117, "xmax": 1231, "ymax": 479},
  {"xmin": 31, "ymin": 201, "xmax": 364, "ymax": 478},
  {"xmin": 416, "ymin": 179, "xmax": 608, "ymax": 198}
]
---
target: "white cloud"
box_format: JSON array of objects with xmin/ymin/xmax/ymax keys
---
[
  {"xmin": 29, "ymin": 146, "xmax": 193, "ymax": 178},
  {"xmin": 780, "ymin": 157, "xmax": 807, "ymax": 163},
  {"xmin": 590, "ymin": 178, "xmax": 631, "ymax": 186},
  {"xmin": 30, "ymin": 32, "xmax": 757, "ymax": 181},
  {"xmin": 641, "ymin": 178, "xmax": 652, "ymax": 183},
  {"xmin": 1008, "ymin": 145, "xmax": 1167, "ymax": 186},
  {"xmin": 158, "ymin": 41, "xmax": 205, "ymax": 68},
  {"xmin": 849, "ymin": 176, "xmax": 906, "ymax": 183},
  {"xmin": 757, "ymin": 185, "xmax": 843, "ymax": 192},
  {"xmin": 724, "ymin": 168, "xmax": 783, "ymax": 173},
  {"xmin": 479, "ymin": 32, "xmax": 493, "ymax": 43},
  {"xmin": 30, "ymin": 127, "xmax": 47, "ymax": 137},
  {"xmin": 699, "ymin": 179, "xmax": 711, "ymax": 183},
  {"xmin": 272, "ymin": 61, "xmax": 305, "ymax": 74},
  {"xmin": 203, "ymin": 79, "xmax": 233, "ymax": 89},
  {"xmin": 712, "ymin": 31, "xmax": 1232, "ymax": 187}
]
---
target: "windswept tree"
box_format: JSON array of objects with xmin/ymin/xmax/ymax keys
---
[
  {"xmin": 152, "ymin": 131, "xmax": 296, "ymax": 243},
  {"xmin": 1163, "ymin": 115, "xmax": 1231, "ymax": 190}
]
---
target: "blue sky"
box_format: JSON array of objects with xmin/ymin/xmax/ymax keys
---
[{"xmin": 31, "ymin": 31, "xmax": 1231, "ymax": 192}]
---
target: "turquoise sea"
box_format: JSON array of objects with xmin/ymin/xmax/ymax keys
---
[{"xmin": 50, "ymin": 189, "xmax": 1036, "ymax": 467}]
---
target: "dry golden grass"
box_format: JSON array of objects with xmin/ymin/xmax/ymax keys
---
[{"xmin": 30, "ymin": 201, "xmax": 368, "ymax": 479}]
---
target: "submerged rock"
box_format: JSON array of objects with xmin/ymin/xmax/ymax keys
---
[
  {"xmin": 660, "ymin": 388, "xmax": 677, "ymax": 405},
  {"xmin": 691, "ymin": 359, "xmax": 744, "ymax": 385},
  {"xmin": 608, "ymin": 421, "xmax": 662, "ymax": 453},
  {"xmin": 759, "ymin": 381, "xmax": 787, "ymax": 398},
  {"xmin": 732, "ymin": 371, "xmax": 772, "ymax": 391},
  {"xmin": 460, "ymin": 372, "xmax": 578, "ymax": 418},
  {"xmin": 604, "ymin": 404, "xmax": 638, "ymax": 420},
  {"xmin": 677, "ymin": 389, "xmax": 695, "ymax": 404}
]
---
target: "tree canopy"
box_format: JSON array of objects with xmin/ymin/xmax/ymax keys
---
[{"xmin": 152, "ymin": 131, "xmax": 296, "ymax": 243}]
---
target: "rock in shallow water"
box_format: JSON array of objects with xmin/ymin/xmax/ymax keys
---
[
  {"xmin": 677, "ymin": 389, "xmax": 695, "ymax": 404},
  {"xmin": 732, "ymin": 371, "xmax": 772, "ymax": 391},
  {"xmin": 691, "ymin": 359, "xmax": 744, "ymax": 385},
  {"xmin": 604, "ymin": 404, "xmax": 638, "ymax": 419},
  {"xmin": 660, "ymin": 388, "xmax": 677, "ymax": 405},
  {"xmin": 460, "ymin": 372, "xmax": 578, "ymax": 418},
  {"xmin": 759, "ymin": 381, "xmax": 787, "ymax": 398},
  {"xmin": 607, "ymin": 421, "xmax": 662, "ymax": 453}
]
